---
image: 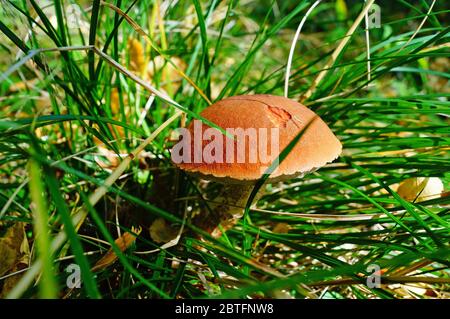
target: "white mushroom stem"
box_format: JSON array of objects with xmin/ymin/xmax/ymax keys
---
[{"xmin": 195, "ymin": 183, "xmax": 263, "ymax": 238}]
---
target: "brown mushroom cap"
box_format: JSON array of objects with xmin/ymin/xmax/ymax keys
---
[{"xmin": 173, "ymin": 94, "xmax": 342, "ymax": 184}]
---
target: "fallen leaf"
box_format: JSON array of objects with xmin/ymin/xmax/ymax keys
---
[
  {"xmin": 91, "ymin": 226, "xmax": 142, "ymax": 272},
  {"xmin": 0, "ymin": 221, "xmax": 30, "ymax": 297},
  {"xmin": 128, "ymin": 38, "xmax": 146, "ymax": 74},
  {"xmin": 397, "ymin": 177, "xmax": 444, "ymax": 202}
]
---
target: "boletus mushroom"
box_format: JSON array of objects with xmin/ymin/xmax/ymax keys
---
[{"xmin": 171, "ymin": 94, "xmax": 342, "ymax": 237}]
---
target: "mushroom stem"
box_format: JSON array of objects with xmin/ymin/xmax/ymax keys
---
[{"xmin": 195, "ymin": 183, "xmax": 263, "ymax": 238}]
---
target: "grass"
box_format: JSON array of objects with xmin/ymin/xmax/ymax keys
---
[
  {"xmin": 27, "ymin": 157, "xmax": 58, "ymax": 298},
  {"xmin": 0, "ymin": 0, "xmax": 449, "ymax": 299}
]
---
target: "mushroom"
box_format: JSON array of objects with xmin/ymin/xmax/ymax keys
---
[{"xmin": 171, "ymin": 94, "xmax": 342, "ymax": 237}]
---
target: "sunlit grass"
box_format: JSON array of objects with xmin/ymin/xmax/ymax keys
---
[{"xmin": 0, "ymin": 0, "xmax": 449, "ymax": 299}]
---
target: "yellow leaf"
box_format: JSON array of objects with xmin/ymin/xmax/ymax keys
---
[
  {"xmin": 397, "ymin": 177, "xmax": 444, "ymax": 202},
  {"xmin": 127, "ymin": 38, "xmax": 146, "ymax": 75}
]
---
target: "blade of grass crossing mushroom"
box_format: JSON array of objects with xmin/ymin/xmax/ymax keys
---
[
  {"xmin": 242, "ymin": 117, "xmax": 319, "ymax": 259},
  {"xmin": 243, "ymin": 117, "xmax": 319, "ymax": 218}
]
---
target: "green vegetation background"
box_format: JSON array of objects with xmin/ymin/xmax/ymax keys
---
[{"xmin": 0, "ymin": 0, "xmax": 448, "ymax": 299}]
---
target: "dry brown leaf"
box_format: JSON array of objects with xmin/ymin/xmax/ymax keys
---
[
  {"xmin": 0, "ymin": 221, "xmax": 30, "ymax": 297},
  {"xmin": 0, "ymin": 222, "xmax": 29, "ymax": 276},
  {"xmin": 91, "ymin": 226, "xmax": 142, "ymax": 272}
]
